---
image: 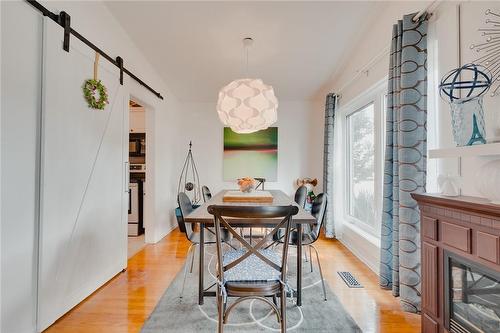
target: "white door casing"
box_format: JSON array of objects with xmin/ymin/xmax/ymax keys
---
[{"xmin": 38, "ymin": 18, "xmax": 128, "ymax": 331}]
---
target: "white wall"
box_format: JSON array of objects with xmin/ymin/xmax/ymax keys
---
[
  {"xmin": 315, "ymin": 0, "xmax": 500, "ymax": 273},
  {"xmin": 1, "ymin": 1, "xmax": 182, "ymax": 331},
  {"xmin": 434, "ymin": 1, "xmax": 500, "ymax": 196},
  {"xmin": 314, "ymin": 1, "xmax": 426, "ymax": 274},
  {"xmin": 177, "ymin": 100, "xmax": 322, "ymax": 197}
]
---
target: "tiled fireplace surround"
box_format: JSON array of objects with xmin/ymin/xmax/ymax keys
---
[{"xmin": 413, "ymin": 194, "xmax": 500, "ymax": 333}]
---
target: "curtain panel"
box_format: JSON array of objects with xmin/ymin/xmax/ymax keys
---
[
  {"xmin": 323, "ymin": 93, "xmax": 337, "ymax": 238},
  {"xmin": 379, "ymin": 14, "xmax": 428, "ymax": 313}
]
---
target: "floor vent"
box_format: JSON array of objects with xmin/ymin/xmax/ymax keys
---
[{"xmin": 337, "ymin": 271, "xmax": 363, "ymax": 288}]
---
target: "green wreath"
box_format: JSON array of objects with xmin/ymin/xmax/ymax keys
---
[{"xmin": 83, "ymin": 79, "xmax": 109, "ymax": 110}]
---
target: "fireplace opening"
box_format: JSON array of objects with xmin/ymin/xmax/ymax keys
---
[{"xmin": 444, "ymin": 251, "xmax": 500, "ymax": 333}]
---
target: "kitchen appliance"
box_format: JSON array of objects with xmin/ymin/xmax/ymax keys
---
[
  {"xmin": 128, "ymin": 180, "xmax": 144, "ymax": 236},
  {"xmin": 129, "ymin": 133, "xmax": 146, "ymax": 156},
  {"xmin": 130, "ymin": 164, "xmax": 146, "ymax": 173}
]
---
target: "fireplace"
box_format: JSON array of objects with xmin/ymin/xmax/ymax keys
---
[
  {"xmin": 413, "ymin": 193, "xmax": 500, "ymax": 333},
  {"xmin": 444, "ymin": 251, "xmax": 500, "ymax": 333}
]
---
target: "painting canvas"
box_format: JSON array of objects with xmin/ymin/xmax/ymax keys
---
[{"xmin": 223, "ymin": 127, "xmax": 278, "ymax": 181}]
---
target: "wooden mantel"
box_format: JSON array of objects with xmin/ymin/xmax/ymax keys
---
[
  {"xmin": 412, "ymin": 193, "xmax": 500, "ymax": 333},
  {"xmin": 412, "ymin": 193, "xmax": 500, "ymax": 220}
]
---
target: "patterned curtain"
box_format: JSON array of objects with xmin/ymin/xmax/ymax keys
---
[
  {"xmin": 323, "ymin": 93, "xmax": 337, "ymax": 238},
  {"xmin": 379, "ymin": 14, "xmax": 428, "ymax": 313}
]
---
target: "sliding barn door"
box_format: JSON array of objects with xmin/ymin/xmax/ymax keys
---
[{"xmin": 38, "ymin": 18, "xmax": 129, "ymax": 331}]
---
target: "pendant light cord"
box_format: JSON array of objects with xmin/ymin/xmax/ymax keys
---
[
  {"xmin": 245, "ymin": 43, "xmax": 249, "ymax": 77},
  {"xmin": 242, "ymin": 37, "xmax": 253, "ymax": 78}
]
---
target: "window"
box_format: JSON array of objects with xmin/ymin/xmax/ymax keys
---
[
  {"xmin": 347, "ymin": 103, "xmax": 375, "ymax": 227},
  {"xmin": 340, "ymin": 79, "xmax": 387, "ymax": 238}
]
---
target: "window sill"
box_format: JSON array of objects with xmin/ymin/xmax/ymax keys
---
[{"xmin": 341, "ymin": 221, "xmax": 381, "ymax": 248}]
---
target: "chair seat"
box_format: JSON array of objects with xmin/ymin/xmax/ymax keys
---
[
  {"xmin": 223, "ymin": 249, "xmax": 282, "ymax": 282},
  {"xmin": 225, "ymin": 280, "xmax": 282, "ymax": 297},
  {"xmin": 188, "ymin": 228, "xmax": 231, "ymax": 244}
]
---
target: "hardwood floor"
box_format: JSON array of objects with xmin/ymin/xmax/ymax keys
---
[{"xmin": 45, "ymin": 229, "xmax": 420, "ymax": 333}]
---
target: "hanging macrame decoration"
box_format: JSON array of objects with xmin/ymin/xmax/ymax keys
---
[
  {"xmin": 177, "ymin": 141, "xmax": 201, "ymax": 204},
  {"xmin": 83, "ymin": 53, "xmax": 109, "ymax": 110}
]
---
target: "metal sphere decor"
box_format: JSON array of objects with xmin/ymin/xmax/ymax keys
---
[
  {"xmin": 439, "ymin": 64, "xmax": 491, "ymax": 147},
  {"xmin": 177, "ymin": 142, "xmax": 201, "ymax": 204},
  {"xmin": 185, "ymin": 182, "xmax": 194, "ymax": 192},
  {"xmin": 216, "ymin": 78, "xmax": 278, "ymax": 134},
  {"xmin": 439, "ymin": 64, "xmax": 492, "ymax": 102}
]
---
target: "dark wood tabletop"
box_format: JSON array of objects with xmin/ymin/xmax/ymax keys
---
[{"xmin": 184, "ymin": 189, "xmax": 316, "ymax": 226}]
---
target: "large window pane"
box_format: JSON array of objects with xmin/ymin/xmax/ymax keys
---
[{"xmin": 347, "ymin": 103, "xmax": 375, "ymax": 227}]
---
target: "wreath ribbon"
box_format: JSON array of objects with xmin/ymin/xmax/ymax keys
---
[{"xmin": 94, "ymin": 53, "xmax": 100, "ymax": 81}]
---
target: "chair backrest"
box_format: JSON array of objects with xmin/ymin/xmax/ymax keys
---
[
  {"xmin": 202, "ymin": 185, "xmax": 212, "ymax": 202},
  {"xmin": 294, "ymin": 185, "xmax": 308, "ymax": 208},
  {"xmin": 309, "ymin": 193, "xmax": 327, "ymax": 241},
  {"xmin": 177, "ymin": 192, "xmax": 194, "ymax": 238},
  {"xmin": 207, "ymin": 205, "xmax": 299, "ymax": 283},
  {"xmin": 254, "ymin": 178, "xmax": 266, "ymax": 190}
]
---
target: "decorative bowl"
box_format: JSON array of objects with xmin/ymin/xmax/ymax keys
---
[{"xmin": 237, "ymin": 177, "xmax": 256, "ymax": 193}]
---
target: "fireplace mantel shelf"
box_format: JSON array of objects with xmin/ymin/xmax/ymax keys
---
[
  {"xmin": 412, "ymin": 193, "xmax": 500, "ymax": 218},
  {"xmin": 428, "ymin": 142, "xmax": 500, "ymax": 159}
]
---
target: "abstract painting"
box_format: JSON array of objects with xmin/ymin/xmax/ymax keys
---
[{"xmin": 223, "ymin": 127, "xmax": 278, "ymax": 181}]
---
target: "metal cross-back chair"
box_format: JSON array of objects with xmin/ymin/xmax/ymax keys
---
[
  {"xmin": 272, "ymin": 193, "xmax": 328, "ymax": 301},
  {"xmin": 254, "ymin": 177, "xmax": 266, "ymax": 190},
  {"xmin": 207, "ymin": 204, "xmax": 299, "ymax": 333},
  {"xmin": 202, "ymin": 185, "xmax": 212, "ymax": 202},
  {"xmin": 177, "ymin": 192, "xmax": 233, "ymax": 298},
  {"xmin": 294, "ymin": 185, "xmax": 308, "ymax": 208}
]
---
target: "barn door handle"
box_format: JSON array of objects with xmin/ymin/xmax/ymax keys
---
[{"xmin": 124, "ymin": 161, "xmax": 129, "ymax": 193}]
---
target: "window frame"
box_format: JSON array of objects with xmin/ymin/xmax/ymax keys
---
[{"xmin": 339, "ymin": 78, "xmax": 387, "ymax": 238}]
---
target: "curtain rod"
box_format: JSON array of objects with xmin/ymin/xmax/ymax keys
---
[
  {"xmin": 336, "ymin": 43, "xmax": 391, "ymax": 98},
  {"xmin": 413, "ymin": 0, "xmax": 440, "ymax": 22},
  {"xmin": 26, "ymin": 0, "xmax": 164, "ymax": 100},
  {"xmin": 337, "ymin": 1, "xmax": 441, "ymax": 98}
]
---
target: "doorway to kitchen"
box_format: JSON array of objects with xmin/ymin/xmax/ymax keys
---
[{"xmin": 128, "ymin": 99, "xmax": 147, "ymax": 258}]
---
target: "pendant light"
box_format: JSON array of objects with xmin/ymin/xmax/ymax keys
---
[{"xmin": 216, "ymin": 38, "xmax": 278, "ymax": 134}]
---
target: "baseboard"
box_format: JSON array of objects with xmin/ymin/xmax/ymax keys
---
[
  {"xmin": 338, "ymin": 223, "xmax": 380, "ymax": 275},
  {"xmin": 146, "ymin": 222, "xmax": 177, "ymax": 244},
  {"xmin": 163, "ymin": 223, "xmax": 178, "ymax": 237}
]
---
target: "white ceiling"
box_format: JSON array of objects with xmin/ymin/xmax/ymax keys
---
[{"xmin": 105, "ymin": 1, "xmax": 383, "ymax": 102}]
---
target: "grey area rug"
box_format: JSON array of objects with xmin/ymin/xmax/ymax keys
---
[{"xmin": 141, "ymin": 246, "xmax": 362, "ymax": 332}]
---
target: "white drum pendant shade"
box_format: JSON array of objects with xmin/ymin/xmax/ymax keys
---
[{"xmin": 216, "ymin": 78, "xmax": 278, "ymax": 134}]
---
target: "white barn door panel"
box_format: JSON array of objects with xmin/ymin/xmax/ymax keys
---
[{"xmin": 38, "ymin": 19, "xmax": 128, "ymax": 331}]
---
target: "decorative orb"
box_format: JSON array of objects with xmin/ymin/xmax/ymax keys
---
[
  {"xmin": 185, "ymin": 182, "xmax": 194, "ymax": 191},
  {"xmin": 439, "ymin": 64, "xmax": 492, "ymax": 102},
  {"xmin": 216, "ymin": 78, "xmax": 278, "ymax": 134}
]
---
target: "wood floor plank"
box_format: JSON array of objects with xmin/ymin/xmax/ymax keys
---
[{"xmin": 44, "ymin": 229, "xmax": 420, "ymax": 333}]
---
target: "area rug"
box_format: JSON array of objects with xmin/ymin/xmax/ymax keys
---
[{"xmin": 141, "ymin": 246, "xmax": 362, "ymax": 332}]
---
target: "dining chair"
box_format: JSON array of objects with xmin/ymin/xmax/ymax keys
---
[
  {"xmin": 177, "ymin": 192, "xmax": 232, "ymax": 298},
  {"xmin": 207, "ymin": 204, "xmax": 299, "ymax": 333},
  {"xmin": 271, "ymin": 185, "xmax": 308, "ymax": 245},
  {"xmin": 202, "ymin": 185, "xmax": 212, "ymax": 202},
  {"xmin": 271, "ymin": 193, "xmax": 327, "ymax": 300},
  {"xmin": 294, "ymin": 185, "xmax": 308, "ymax": 208},
  {"xmin": 254, "ymin": 177, "xmax": 266, "ymax": 190}
]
